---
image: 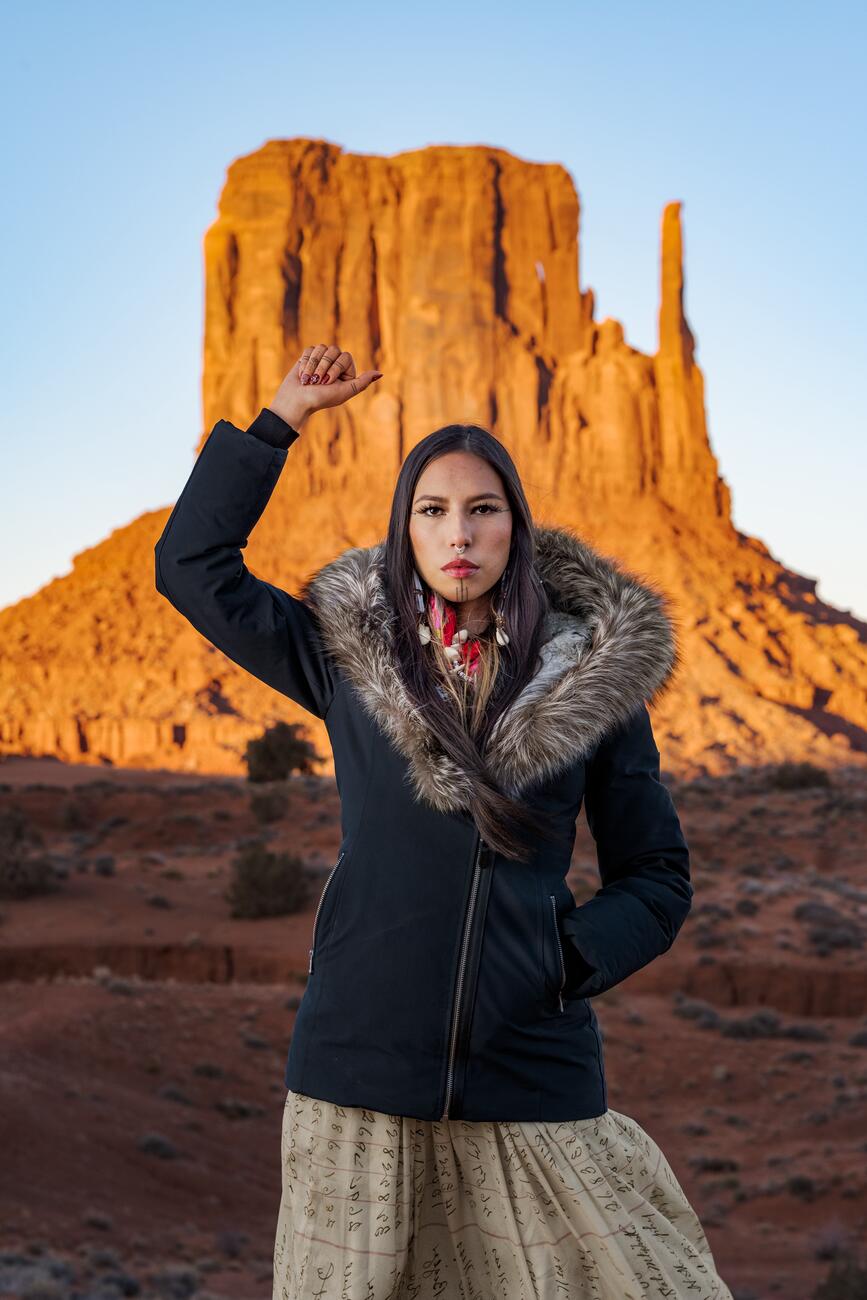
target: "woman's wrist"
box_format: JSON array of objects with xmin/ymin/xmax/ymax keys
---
[{"xmin": 267, "ymin": 398, "xmax": 310, "ymax": 431}]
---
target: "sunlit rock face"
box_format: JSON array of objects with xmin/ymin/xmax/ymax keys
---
[{"xmin": 1, "ymin": 140, "xmax": 864, "ymax": 777}]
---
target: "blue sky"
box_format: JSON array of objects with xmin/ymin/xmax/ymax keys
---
[{"xmin": 2, "ymin": 0, "xmax": 865, "ymax": 618}]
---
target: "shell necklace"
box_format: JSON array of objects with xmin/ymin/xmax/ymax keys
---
[{"xmin": 426, "ymin": 590, "xmax": 484, "ymax": 680}]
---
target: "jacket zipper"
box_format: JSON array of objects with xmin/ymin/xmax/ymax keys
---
[
  {"xmin": 549, "ymin": 894, "xmax": 567, "ymax": 1013},
  {"xmin": 308, "ymin": 850, "xmax": 345, "ymax": 974},
  {"xmin": 441, "ymin": 831, "xmax": 484, "ymax": 1120}
]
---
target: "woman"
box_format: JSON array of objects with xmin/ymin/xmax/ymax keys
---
[{"xmin": 154, "ymin": 345, "xmax": 733, "ymax": 1299}]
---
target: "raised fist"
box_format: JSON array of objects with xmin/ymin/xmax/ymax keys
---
[{"xmin": 268, "ymin": 344, "xmax": 383, "ymax": 429}]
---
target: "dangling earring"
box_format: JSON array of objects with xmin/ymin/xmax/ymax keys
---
[
  {"xmin": 493, "ymin": 565, "xmax": 510, "ymax": 646},
  {"xmin": 413, "ymin": 568, "xmax": 431, "ymax": 644}
]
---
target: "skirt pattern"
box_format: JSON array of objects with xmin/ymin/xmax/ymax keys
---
[{"xmin": 273, "ymin": 1088, "xmax": 734, "ymax": 1300}]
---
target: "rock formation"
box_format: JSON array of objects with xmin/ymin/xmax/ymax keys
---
[{"xmin": 1, "ymin": 140, "xmax": 865, "ymax": 778}]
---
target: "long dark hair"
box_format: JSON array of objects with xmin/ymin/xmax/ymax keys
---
[{"xmin": 385, "ymin": 423, "xmax": 560, "ymax": 862}]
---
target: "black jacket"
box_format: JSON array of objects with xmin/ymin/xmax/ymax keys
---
[{"xmin": 154, "ymin": 411, "xmax": 693, "ymax": 1122}]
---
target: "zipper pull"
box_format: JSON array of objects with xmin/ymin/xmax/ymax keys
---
[{"xmin": 308, "ymin": 947, "xmax": 314, "ymax": 974}]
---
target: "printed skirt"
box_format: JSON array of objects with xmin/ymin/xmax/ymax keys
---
[{"xmin": 272, "ymin": 1088, "xmax": 734, "ymax": 1300}]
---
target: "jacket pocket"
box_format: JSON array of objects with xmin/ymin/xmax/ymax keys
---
[
  {"xmin": 308, "ymin": 850, "xmax": 346, "ymax": 974},
  {"xmin": 548, "ymin": 894, "xmax": 567, "ymax": 1013}
]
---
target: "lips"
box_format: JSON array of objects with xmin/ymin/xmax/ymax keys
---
[{"xmin": 442, "ymin": 562, "xmax": 479, "ymax": 575}]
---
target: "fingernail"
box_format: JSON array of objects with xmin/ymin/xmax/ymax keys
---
[
  {"xmin": 322, "ymin": 374, "xmax": 330, "ymax": 385},
  {"xmin": 311, "ymin": 375, "xmax": 320, "ymax": 384},
  {"xmin": 301, "ymin": 374, "xmax": 309, "ymax": 385}
]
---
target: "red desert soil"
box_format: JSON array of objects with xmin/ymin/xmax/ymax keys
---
[{"xmin": 1, "ymin": 754, "xmax": 865, "ymax": 1300}]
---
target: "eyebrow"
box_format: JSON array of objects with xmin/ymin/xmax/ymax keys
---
[{"xmin": 414, "ymin": 492, "xmax": 506, "ymax": 504}]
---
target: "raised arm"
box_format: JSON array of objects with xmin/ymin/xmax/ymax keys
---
[
  {"xmin": 559, "ymin": 702, "xmax": 693, "ymax": 999},
  {"xmin": 154, "ymin": 344, "xmax": 384, "ymax": 720}
]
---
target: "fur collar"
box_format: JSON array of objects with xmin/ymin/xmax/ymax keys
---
[{"xmin": 299, "ymin": 525, "xmax": 680, "ymax": 813}]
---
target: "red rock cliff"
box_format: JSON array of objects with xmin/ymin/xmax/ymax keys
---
[{"xmin": 1, "ymin": 140, "xmax": 865, "ymax": 778}]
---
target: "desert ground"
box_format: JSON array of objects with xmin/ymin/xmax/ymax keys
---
[{"xmin": 1, "ymin": 753, "xmax": 865, "ymax": 1300}]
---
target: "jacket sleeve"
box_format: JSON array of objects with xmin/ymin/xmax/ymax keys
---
[
  {"xmin": 153, "ymin": 414, "xmax": 338, "ymax": 720},
  {"xmin": 559, "ymin": 702, "xmax": 693, "ymax": 999}
]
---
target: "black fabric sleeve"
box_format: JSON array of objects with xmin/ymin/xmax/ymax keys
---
[
  {"xmin": 246, "ymin": 406, "xmax": 298, "ymax": 449},
  {"xmin": 154, "ymin": 419, "xmax": 337, "ymax": 719},
  {"xmin": 558, "ymin": 703, "xmax": 693, "ymax": 999}
]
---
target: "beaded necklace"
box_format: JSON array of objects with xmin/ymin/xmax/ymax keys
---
[{"xmin": 426, "ymin": 590, "xmax": 485, "ymax": 680}]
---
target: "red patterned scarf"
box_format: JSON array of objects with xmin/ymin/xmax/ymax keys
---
[{"xmin": 427, "ymin": 591, "xmax": 483, "ymax": 679}]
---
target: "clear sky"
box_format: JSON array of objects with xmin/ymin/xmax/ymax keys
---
[{"xmin": 2, "ymin": 0, "xmax": 865, "ymax": 619}]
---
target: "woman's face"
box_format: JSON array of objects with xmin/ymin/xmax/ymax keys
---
[{"xmin": 409, "ymin": 450, "xmax": 513, "ymax": 609}]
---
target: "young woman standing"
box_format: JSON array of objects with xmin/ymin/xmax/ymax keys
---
[{"xmin": 155, "ymin": 345, "xmax": 733, "ymax": 1299}]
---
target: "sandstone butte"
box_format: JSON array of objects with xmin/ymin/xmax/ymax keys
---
[{"xmin": 1, "ymin": 140, "xmax": 865, "ymax": 781}]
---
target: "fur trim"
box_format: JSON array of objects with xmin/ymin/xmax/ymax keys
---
[{"xmin": 299, "ymin": 525, "xmax": 680, "ymax": 813}]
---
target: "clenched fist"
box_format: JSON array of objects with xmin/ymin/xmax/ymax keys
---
[{"xmin": 267, "ymin": 344, "xmax": 384, "ymax": 431}]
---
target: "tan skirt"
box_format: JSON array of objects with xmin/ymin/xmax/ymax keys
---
[{"xmin": 272, "ymin": 1088, "xmax": 734, "ymax": 1300}]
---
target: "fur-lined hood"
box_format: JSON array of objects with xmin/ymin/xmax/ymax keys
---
[{"xmin": 300, "ymin": 525, "xmax": 680, "ymax": 814}]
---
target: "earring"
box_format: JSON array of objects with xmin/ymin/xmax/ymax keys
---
[
  {"xmin": 493, "ymin": 566, "xmax": 510, "ymax": 646},
  {"xmin": 413, "ymin": 568, "xmax": 432, "ymax": 644}
]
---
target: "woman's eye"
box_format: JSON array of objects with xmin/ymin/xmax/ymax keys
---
[{"xmin": 417, "ymin": 504, "xmax": 498, "ymax": 516}]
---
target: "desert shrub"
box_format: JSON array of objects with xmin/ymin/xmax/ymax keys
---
[
  {"xmin": 814, "ymin": 1221, "xmax": 858, "ymax": 1263},
  {"xmin": 0, "ymin": 808, "xmax": 59, "ymax": 899},
  {"xmin": 784, "ymin": 1023, "xmax": 829, "ymax": 1041},
  {"xmin": 788, "ymin": 1174, "xmax": 818, "ymax": 1201},
  {"xmin": 224, "ymin": 841, "xmax": 311, "ymax": 919},
  {"xmin": 216, "ymin": 1097, "xmax": 265, "ymax": 1119},
  {"xmin": 60, "ymin": 798, "xmax": 88, "ymax": 830},
  {"xmin": 250, "ymin": 787, "xmax": 287, "ymax": 823},
  {"xmin": 192, "ymin": 1061, "xmax": 224, "ymax": 1078},
  {"xmin": 767, "ymin": 762, "xmax": 831, "ymax": 791},
  {"xmin": 793, "ymin": 900, "xmax": 863, "ymax": 953},
  {"xmin": 137, "ymin": 1132, "xmax": 178, "ymax": 1159},
  {"xmin": 82, "ymin": 1209, "xmax": 114, "ymax": 1231},
  {"xmin": 671, "ymin": 995, "xmax": 722, "ymax": 1030},
  {"xmin": 244, "ymin": 721, "xmax": 320, "ymax": 783},
  {"xmin": 0, "ymin": 806, "xmax": 42, "ymax": 852},
  {"xmin": 0, "ymin": 855, "xmax": 59, "ymax": 899},
  {"xmin": 147, "ymin": 1264, "xmax": 199, "ymax": 1298},
  {"xmin": 721, "ymin": 1010, "xmax": 781, "ymax": 1039},
  {"xmin": 689, "ymin": 1154, "xmax": 739, "ymax": 1173},
  {"xmin": 693, "ymin": 928, "xmax": 726, "ymax": 949},
  {"xmin": 813, "ymin": 1249, "xmax": 867, "ymax": 1298},
  {"xmin": 215, "ymin": 1229, "xmax": 248, "ymax": 1259}
]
